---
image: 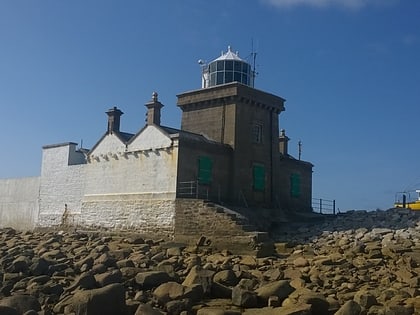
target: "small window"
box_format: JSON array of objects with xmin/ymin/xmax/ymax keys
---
[
  {"xmin": 217, "ymin": 60, "xmax": 224, "ymax": 71},
  {"xmin": 242, "ymin": 73, "xmax": 248, "ymax": 85},
  {"xmin": 209, "ymin": 62, "xmax": 216, "ymax": 73},
  {"xmin": 198, "ymin": 156, "xmax": 212, "ymax": 185},
  {"xmin": 252, "ymin": 124, "xmax": 263, "ymax": 143},
  {"xmin": 216, "ymin": 72, "xmax": 224, "ymax": 85},
  {"xmin": 290, "ymin": 173, "xmax": 301, "ymax": 198},
  {"xmin": 253, "ymin": 164, "xmax": 265, "ymax": 191},
  {"xmin": 210, "ymin": 73, "xmax": 216, "ymax": 86},
  {"xmin": 225, "ymin": 71, "xmax": 233, "ymax": 83},
  {"xmin": 225, "ymin": 60, "xmax": 233, "ymax": 70}
]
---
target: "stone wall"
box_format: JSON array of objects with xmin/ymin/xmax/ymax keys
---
[
  {"xmin": 78, "ymin": 193, "xmax": 176, "ymax": 236},
  {"xmin": 177, "ymin": 136, "xmax": 232, "ymax": 202},
  {"xmin": 174, "ymin": 199, "xmax": 268, "ymax": 254},
  {"xmin": 277, "ymin": 157, "xmax": 313, "ymax": 211},
  {"xmin": 0, "ymin": 177, "xmax": 40, "ymax": 230}
]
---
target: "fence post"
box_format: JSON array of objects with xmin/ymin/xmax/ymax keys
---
[
  {"xmin": 319, "ymin": 199, "xmax": 322, "ymax": 214},
  {"xmin": 333, "ymin": 200, "xmax": 336, "ymax": 215},
  {"xmin": 195, "ymin": 181, "xmax": 198, "ymax": 199}
]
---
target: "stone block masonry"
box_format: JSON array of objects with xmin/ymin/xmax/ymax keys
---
[
  {"xmin": 79, "ymin": 194, "xmax": 176, "ymax": 237},
  {"xmin": 174, "ymin": 199, "xmax": 273, "ymax": 255}
]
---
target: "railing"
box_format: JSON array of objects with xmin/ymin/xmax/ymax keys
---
[
  {"xmin": 177, "ymin": 181, "xmax": 209, "ymax": 199},
  {"xmin": 312, "ymin": 198, "xmax": 336, "ymax": 215}
]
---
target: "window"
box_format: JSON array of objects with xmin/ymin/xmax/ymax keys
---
[
  {"xmin": 217, "ymin": 61, "xmax": 224, "ymax": 71},
  {"xmin": 198, "ymin": 156, "xmax": 212, "ymax": 185},
  {"xmin": 290, "ymin": 173, "xmax": 301, "ymax": 198},
  {"xmin": 225, "ymin": 71, "xmax": 233, "ymax": 83},
  {"xmin": 252, "ymin": 123, "xmax": 263, "ymax": 144},
  {"xmin": 225, "ymin": 60, "xmax": 233, "ymax": 70},
  {"xmin": 253, "ymin": 164, "xmax": 265, "ymax": 191}
]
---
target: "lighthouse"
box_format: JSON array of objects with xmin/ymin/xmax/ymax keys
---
[{"xmin": 200, "ymin": 46, "xmax": 255, "ymax": 88}]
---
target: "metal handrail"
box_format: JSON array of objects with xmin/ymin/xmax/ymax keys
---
[
  {"xmin": 312, "ymin": 198, "xmax": 336, "ymax": 214},
  {"xmin": 177, "ymin": 180, "xmax": 209, "ymax": 199}
]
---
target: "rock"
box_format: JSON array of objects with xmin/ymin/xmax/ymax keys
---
[
  {"xmin": 211, "ymin": 282, "xmax": 232, "ymax": 299},
  {"xmin": 284, "ymin": 288, "xmax": 329, "ymax": 315},
  {"xmin": 71, "ymin": 283, "xmax": 127, "ymax": 315},
  {"xmin": 353, "ymin": 290, "xmax": 377, "ymax": 309},
  {"xmin": 0, "ymin": 294, "xmax": 41, "ymax": 314},
  {"xmin": 166, "ymin": 246, "xmax": 183, "ymax": 257},
  {"xmin": 231, "ymin": 285, "xmax": 258, "ymax": 308},
  {"xmin": 8, "ymin": 256, "xmax": 31, "ymax": 273},
  {"xmin": 182, "ymin": 266, "xmax": 215, "ymax": 294},
  {"xmin": 197, "ymin": 308, "xmax": 241, "ymax": 315},
  {"xmin": 334, "ymin": 300, "xmax": 362, "ymax": 315},
  {"xmin": 213, "ymin": 270, "xmax": 238, "ymax": 287},
  {"xmin": 135, "ymin": 271, "xmax": 172, "ymax": 289},
  {"xmin": 66, "ymin": 271, "xmax": 97, "ymax": 292},
  {"xmin": 153, "ymin": 281, "xmax": 186, "ymax": 305},
  {"xmin": 293, "ymin": 256, "xmax": 309, "ymax": 267},
  {"xmin": 255, "ymin": 280, "xmax": 295, "ymax": 303},
  {"xmin": 94, "ymin": 269, "xmax": 123, "ymax": 287},
  {"xmin": 134, "ymin": 303, "xmax": 165, "ymax": 315},
  {"xmin": 0, "ymin": 306, "xmax": 19, "ymax": 315},
  {"xmin": 166, "ymin": 299, "xmax": 191, "ymax": 315}
]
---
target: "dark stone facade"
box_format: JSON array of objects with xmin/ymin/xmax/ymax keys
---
[{"xmin": 176, "ymin": 82, "xmax": 313, "ymax": 211}]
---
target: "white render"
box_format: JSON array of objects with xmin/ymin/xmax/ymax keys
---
[
  {"xmin": 0, "ymin": 124, "xmax": 180, "ymax": 232},
  {"xmin": 0, "ymin": 177, "xmax": 40, "ymax": 230}
]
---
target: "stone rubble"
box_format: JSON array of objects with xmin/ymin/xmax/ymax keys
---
[{"xmin": 0, "ymin": 207, "xmax": 418, "ymax": 315}]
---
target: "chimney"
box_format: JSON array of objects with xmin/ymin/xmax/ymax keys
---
[
  {"xmin": 279, "ymin": 129, "xmax": 290, "ymax": 155},
  {"xmin": 145, "ymin": 92, "xmax": 164, "ymax": 126},
  {"xmin": 106, "ymin": 106, "xmax": 123, "ymax": 134}
]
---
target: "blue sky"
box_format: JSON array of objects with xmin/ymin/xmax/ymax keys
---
[{"xmin": 1, "ymin": 0, "xmax": 419, "ymax": 211}]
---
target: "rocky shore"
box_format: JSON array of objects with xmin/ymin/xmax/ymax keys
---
[{"xmin": 0, "ymin": 207, "xmax": 419, "ymax": 315}]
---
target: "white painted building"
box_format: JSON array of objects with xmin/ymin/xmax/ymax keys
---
[{"xmin": 0, "ymin": 48, "xmax": 314, "ymax": 238}]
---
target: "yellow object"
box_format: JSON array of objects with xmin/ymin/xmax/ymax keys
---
[{"xmin": 394, "ymin": 190, "xmax": 420, "ymax": 211}]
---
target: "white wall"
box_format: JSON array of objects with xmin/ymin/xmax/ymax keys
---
[
  {"xmin": 0, "ymin": 177, "xmax": 40, "ymax": 230},
  {"xmin": 80, "ymin": 194, "xmax": 175, "ymax": 235},
  {"xmin": 86, "ymin": 126, "xmax": 178, "ymax": 195},
  {"xmin": 80, "ymin": 126, "xmax": 178, "ymax": 232},
  {"xmin": 38, "ymin": 143, "xmax": 86, "ymax": 227}
]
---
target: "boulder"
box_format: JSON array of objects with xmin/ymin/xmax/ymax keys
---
[
  {"xmin": 0, "ymin": 305, "xmax": 19, "ymax": 315},
  {"xmin": 334, "ymin": 300, "xmax": 362, "ymax": 315},
  {"xmin": 94, "ymin": 269, "xmax": 123, "ymax": 287},
  {"xmin": 134, "ymin": 303, "xmax": 165, "ymax": 315},
  {"xmin": 153, "ymin": 281, "xmax": 185, "ymax": 305},
  {"xmin": 182, "ymin": 266, "xmax": 215, "ymax": 294},
  {"xmin": 213, "ymin": 270, "xmax": 239, "ymax": 287},
  {"xmin": 71, "ymin": 283, "xmax": 127, "ymax": 315},
  {"xmin": 197, "ymin": 308, "xmax": 241, "ymax": 315},
  {"xmin": 135, "ymin": 271, "xmax": 172, "ymax": 289},
  {"xmin": 255, "ymin": 280, "xmax": 295, "ymax": 303},
  {"xmin": 231, "ymin": 285, "xmax": 258, "ymax": 308},
  {"xmin": 0, "ymin": 294, "xmax": 41, "ymax": 314}
]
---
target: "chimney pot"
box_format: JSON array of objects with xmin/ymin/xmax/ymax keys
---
[
  {"xmin": 145, "ymin": 91, "xmax": 164, "ymax": 126},
  {"xmin": 279, "ymin": 129, "xmax": 290, "ymax": 156},
  {"xmin": 106, "ymin": 107, "xmax": 123, "ymax": 134}
]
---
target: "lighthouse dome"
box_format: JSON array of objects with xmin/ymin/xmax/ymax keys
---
[{"xmin": 201, "ymin": 46, "xmax": 254, "ymax": 88}]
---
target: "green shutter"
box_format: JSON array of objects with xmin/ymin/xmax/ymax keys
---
[
  {"xmin": 290, "ymin": 173, "xmax": 301, "ymax": 197},
  {"xmin": 198, "ymin": 156, "xmax": 212, "ymax": 185},
  {"xmin": 253, "ymin": 164, "xmax": 265, "ymax": 191}
]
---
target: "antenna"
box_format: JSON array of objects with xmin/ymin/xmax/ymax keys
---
[
  {"xmin": 251, "ymin": 39, "xmax": 258, "ymax": 87},
  {"xmin": 298, "ymin": 140, "xmax": 302, "ymax": 160}
]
